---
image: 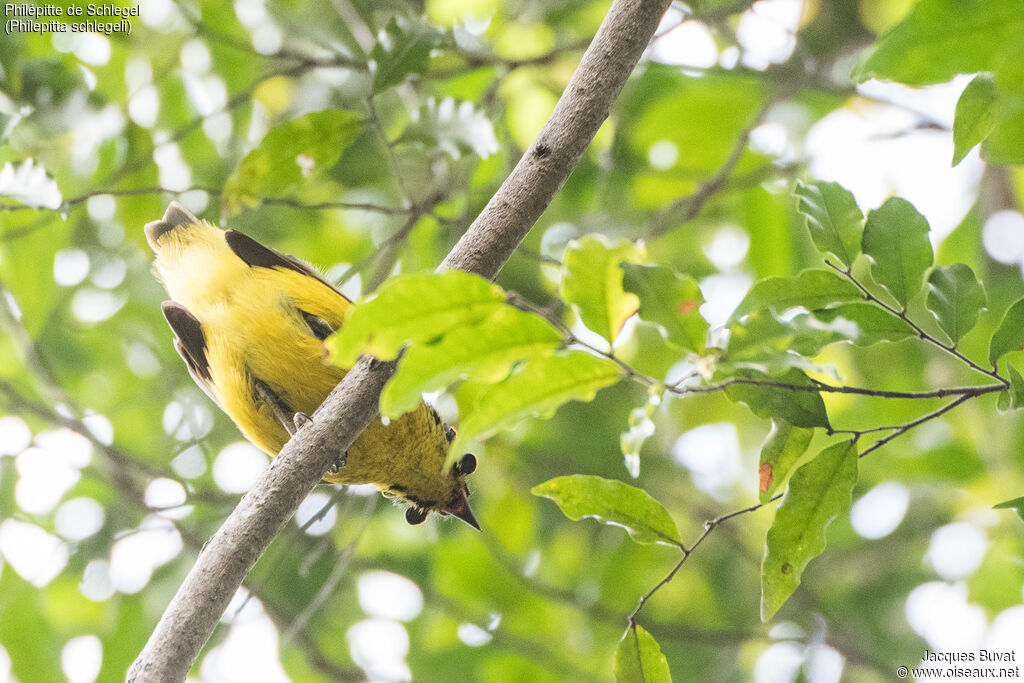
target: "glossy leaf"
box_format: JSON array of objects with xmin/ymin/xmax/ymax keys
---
[
  {"xmin": 984, "ymin": 55, "xmax": 1024, "ymax": 165},
  {"xmin": 326, "ymin": 271, "xmax": 505, "ymax": 366},
  {"xmin": 761, "ymin": 440, "xmax": 858, "ymax": 620},
  {"xmin": 811, "ymin": 304, "xmax": 914, "ymax": 346},
  {"xmin": 927, "ymin": 264, "xmax": 986, "ymax": 343},
  {"xmin": 861, "ymin": 197, "xmax": 933, "ymax": 308},
  {"xmin": 988, "ymin": 296, "xmax": 1024, "ymax": 367},
  {"xmin": 854, "ymin": 0, "xmax": 1024, "ymax": 85},
  {"xmin": 953, "ymin": 74, "xmax": 998, "ymax": 166},
  {"xmin": 531, "ymin": 475, "xmax": 681, "ymax": 546},
  {"xmin": 614, "ymin": 625, "xmax": 672, "ymax": 683},
  {"xmin": 562, "ymin": 235, "xmax": 644, "ymax": 345},
  {"xmin": 621, "ymin": 263, "xmax": 708, "ymax": 352},
  {"xmin": 454, "ymin": 351, "xmax": 622, "ymax": 456},
  {"xmin": 731, "ymin": 269, "xmax": 861, "ymax": 320},
  {"xmin": 724, "ymin": 368, "xmax": 830, "ymax": 429},
  {"xmin": 729, "ymin": 309, "xmax": 848, "ymax": 360},
  {"xmin": 222, "ymin": 111, "xmax": 363, "ymax": 215},
  {"xmin": 997, "ymin": 364, "xmax": 1024, "ymax": 413},
  {"xmin": 759, "ymin": 420, "xmax": 814, "ymax": 504},
  {"xmin": 794, "ymin": 181, "xmax": 863, "ymax": 268},
  {"xmin": 371, "ymin": 17, "xmax": 441, "ymax": 92},
  {"xmin": 381, "ymin": 306, "xmax": 563, "ymax": 417}
]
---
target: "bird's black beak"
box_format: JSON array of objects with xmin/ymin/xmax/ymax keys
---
[
  {"xmin": 145, "ymin": 202, "xmax": 199, "ymax": 251},
  {"xmin": 445, "ymin": 492, "xmax": 481, "ymax": 531}
]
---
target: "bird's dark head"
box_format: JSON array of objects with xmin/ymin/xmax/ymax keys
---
[{"xmin": 402, "ymin": 452, "xmax": 480, "ymax": 531}]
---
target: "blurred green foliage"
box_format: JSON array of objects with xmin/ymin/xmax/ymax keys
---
[{"xmin": 1, "ymin": 0, "xmax": 1023, "ymax": 682}]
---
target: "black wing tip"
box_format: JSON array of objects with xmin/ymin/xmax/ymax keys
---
[
  {"xmin": 145, "ymin": 202, "xmax": 201, "ymax": 250},
  {"xmin": 160, "ymin": 300, "xmax": 211, "ymax": 380}
]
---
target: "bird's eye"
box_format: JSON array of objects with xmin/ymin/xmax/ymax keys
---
[
  {"xmin": 405, "ymin": 507, "xmax": 428, "ymax": 525},
  {"xmin": 455, "ymin": 453, "xmax": 477, "ymax": 475}
]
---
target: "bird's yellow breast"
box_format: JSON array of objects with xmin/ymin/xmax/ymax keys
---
[{"xmin": 151, "ymin": 220, "xmax": 459, "ymax": 507}]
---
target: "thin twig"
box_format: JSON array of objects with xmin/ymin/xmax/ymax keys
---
[{"xmin": 824, "ymin": 259, "xmax": 1007, "ymax": 385}]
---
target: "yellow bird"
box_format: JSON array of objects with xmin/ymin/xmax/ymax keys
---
[{"xmin": 145, "ymin": 203, "xmax": 478, "ymax": 529}]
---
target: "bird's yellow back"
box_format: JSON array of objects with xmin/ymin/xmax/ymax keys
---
[{"xmin": 146, "ymin": 203, "xmax": 477, "ymax": 528}]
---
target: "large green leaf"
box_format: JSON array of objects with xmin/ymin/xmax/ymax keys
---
[
  {"xmin": 926, "ymin": 264, "xmax": 986, "ymax": 344},
  {"xmin": 381, "ymin": 306, "xmax": 563, "ymax": 417},
  {"xmin": 454, "ymin": 351, "xmax": 622, "ymax": 456},
  {"xmin": 759, "ymin": 420, "xmax": 814, "ymax": 504},
  {"xmin": 731, "ymin": 269, "xmax": 862, "ymax": 321},
  {"xmin": 811, "ymin": 304, "xmax": 914, "ymax": 346},
  {"xmin": 614, "ymin": 625, "xmax": 673, "ymax": 683},
  {"xmin": 729, "ymin": 309, "xmax": 848, "ymax": 360},
  {"xmin": 854, "ymin": 0, "xmax": 1024, "ymax": 85},
  {"xmin": 988, "ymin": 296, "xmax": 1024, "ymax": 367},
  {"xmin": 861, "ymin": 197, "xmax": 933, "ymax": 308},
  {"xmin": 997, "ymin": 364, "xmax": 1024, "ymax": 413},
  {"xmin": 761, "ymin": 440, "xmax": 858, "ymax": 620},
  {"xmin": 531, "ymin": 475, "xmax": 681, "ymax": 546},
  {"xmin": 724, "ymin": 368, "xmax": 830, "ymax": 429},
  {"xmin": 953, "ymin": 74, "xmax": 998, "ymax": 166},
  {"xmin": 621, "ymin": 263, "xmax": 708, "ymax": 353},
  {"xmin": 370, "ymin": 16, "xmax": 441, "ymax": 92},
  {"xmin": 561, "ymin": 235, "xmax": 644, "ymax": 345},
  {"xmin": 794, "ymin": 180, "xmax": 863, "ymax": 269},
  {"xmin": 984, "ymin": 53, "xmax": 1024, "ymax": 165},
  {"xmin": 222, "ymin": 110, "xmax": 363, "ymax": 215},
  {"xmin": 326, "ymin": 271, "xmax": 505, "ymax": 366}
]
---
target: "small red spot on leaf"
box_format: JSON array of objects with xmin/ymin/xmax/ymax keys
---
[
  {"xmin": 678, "ymin": 300, "xmax": 698, "ymax": 315},
  {"xmin": 759, "ymin": 462, "xmax": 774, "ymax": 492}
]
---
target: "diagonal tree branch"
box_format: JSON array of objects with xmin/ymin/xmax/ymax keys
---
[{"xmin": 127, "ymin": 0, "xmax": 672, "ymax": 680}]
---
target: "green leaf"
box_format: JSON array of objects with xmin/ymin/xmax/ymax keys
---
[
  {"xmin": 326, "ymin": 271, "xmax": 505, "ymax": 366},
  {"xmin": 997, "ymin": 364, "xmax": 1024, "ymax": 413},
  {"xmin": 811, "ymin": 304, "xmax": 914, "ymax": 346},
  {"xmin": 381, "ymin": 306, "xmax": 563, "ymax": 417},
  {"xmin": 562, "ymin": 235, "xmax": 644, "ymax": 345},
  {"xmin": 621, "ymin": 263, "xmax": 708, "ymax": 353},
  {"xmin": 724, "ymin": 368, "xmax": 830, "ymax": 429},
  {"xmin": 761, "ymin": 440, "xmax": 858, "ymax": 621},
  {"xmin": 794, "ymin": 181, "xmax": 863, "ymax": 268},
  {"xmin": 861, "ymin": 197, "xmax": 933, "ymax": 308},
  {"xmin": 454, "ymin": 351, "xmax": 622, "ymax": 455},
  {"xmin": 853, "ymin": 0, "xmax": 1024, "ymax": 85},
  {"xmin": 614, "ymin": 625, "xmax": 673, "ymax": 683},
  {"xmin": 732, "ymin": 269, "xmax": 862, "ymax": 320},
  {"xmin": 531, "ymin": 475, "xmax": 681, "ymax": 546},
  {"xmin": 926, "ymin": 264, "xmax": 986, "ymax": 343},
  {"xmin": 993, "ymin": 495, "xmax": 1024, "ymax": 521},
  {"xmin": 729, "ymin": 309, "xmax": 849, "ymax": 360},
  {"xmin": 988, "ymin": 297, "xmax": 1024, "ymax": 367},
  {"xmin": 370, "ymin": 17, "xmax": 441, "ymax": 92},
  {"xmin": 983, "ymin": 51, "xmax": 1024, "ymax": 165},
  {"xmin": 222, "ymin": 110, "xmax": 363, "ymax": 215},
  {"xmin": 759, "ymin": 420, "xmax": 814, "ymax": 504},
  {"xmin": 953, "ymin": 74, "xmax": 998, "ymax": 166}
]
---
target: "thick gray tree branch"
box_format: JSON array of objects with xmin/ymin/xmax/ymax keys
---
[{"xmin": 127, "ymin": 0, "xmax": 671, "ymax": 680}]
